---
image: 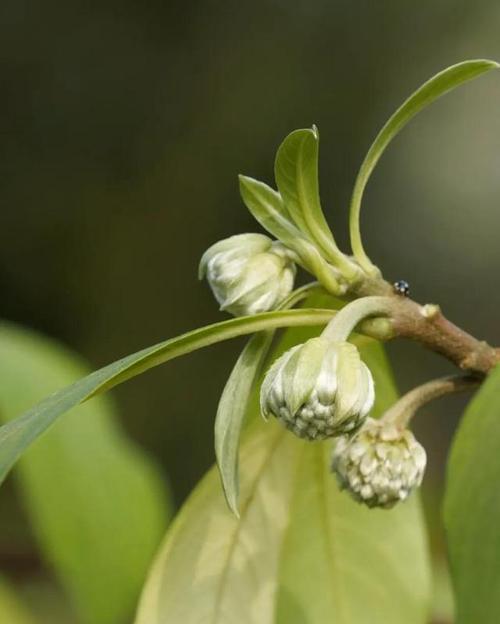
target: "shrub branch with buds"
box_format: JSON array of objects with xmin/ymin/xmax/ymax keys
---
[
  {"xmin": 2, "ymin": 58, "xmax": 500, "ymax": 624},
  {"xmin": 201, "ymin": 59, "xmax": 500, "ymax": 513},
  {"xmin": 0, "ymin": 59, "xmax": 499, "ymax": 521}
]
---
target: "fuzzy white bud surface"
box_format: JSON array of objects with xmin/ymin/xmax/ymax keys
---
[
  {"xmin": 260, "ymin": 337, "xmax": 374, "ymax": 440},
  {"xmin": 331, "ymin": 417, "xmax": 427, "ymax": 508},
  {"xmin": 199, "ymin": 233, "xmax": 296, "ymax": 316}
]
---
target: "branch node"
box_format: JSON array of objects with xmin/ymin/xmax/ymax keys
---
[{"xmin": 420, "ymin": 303, "xmax": 441, "ymax": 320}]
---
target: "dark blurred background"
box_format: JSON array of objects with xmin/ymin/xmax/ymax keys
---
[{"xmin": 1, "ymin": 0, "xmax": 500, "ymax": 613}]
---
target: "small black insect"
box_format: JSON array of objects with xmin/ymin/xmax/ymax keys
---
[{"xmin": 393, "ymin": 280, "xmax": 410, "ymax": 297}]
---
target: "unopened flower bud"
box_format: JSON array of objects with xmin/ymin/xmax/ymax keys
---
[
  {"xmin": 199, "ymin": 233, "xmax": 296, "ymax": 316},
  {"xmin": 260, "ymin": 337, "xmax": 374, "ymax": 440},
  {"xmin": 331, "ymin": 418, "xmax": 426, "ymax": 508}
]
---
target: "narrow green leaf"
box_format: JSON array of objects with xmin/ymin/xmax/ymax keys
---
[
  {"xmin": 274, "ymin": 129, "xmax": 320, "ymax": 236},
  {"xmin": 0, "ymin": 322, "xmax": 171, "ymax": 624},
  {"xmin": 349, "ymin": 59, "xmax": 499, "ymax": 275},
  {"xmin": 215, "ymin": 286, "xmax": 337, "ymax": 517},
  {"xmin": 443, "ymin": 364, "xmax": 500, "ymax": 623},
  {"xmin": 215, "ymin": 331, "xmax": 273, "ymax": 516},
  {"xmin": 239, "ymin": 175, "xmax": 344, "ymax": 294},
  {"xmin": 275, "ymin": 127, "xmax": 345, "ymax": 267},
  {"xmin": 135, "ymin": 329, "xmax": 431, "ymax": 623},
  {"xmin": 0, "ymin": 309, "xmax": 334, "ymax": 485},
  {"xmin": 0, "ymin": 577, "xmax": 37, "ymax": 624},
  {"xmin": 239, "ymin": 174, "xmax": 309, "ymax": 249}
]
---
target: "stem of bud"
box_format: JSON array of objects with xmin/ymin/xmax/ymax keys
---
[
  {"xmin": 382, "ymin": 375, "xmax": 480, "ymax": 429},
  {"xmin": 321, "ymin": 296, "xmax": 395, "ymax": 342}
]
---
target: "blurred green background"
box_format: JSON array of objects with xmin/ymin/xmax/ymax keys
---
[{"xmin": 1, "ymin": 1, "xmax": 500, "ymax": 621}]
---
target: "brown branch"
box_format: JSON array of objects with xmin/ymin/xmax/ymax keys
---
[
  {"xmin": 382, "ymin": 374, "xmax": 480, "ymax": 428},
  {"xmin": 355, "ymin": 277, "xmax": 500, "ymax": 375}
]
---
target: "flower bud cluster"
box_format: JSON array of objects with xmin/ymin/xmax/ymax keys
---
[
  {"xmin": 195, "ymin": 123, "xmax": 443, "ymax": 515},
  {"xmin": 199, "ymin": 233, "xmax": 296, "ymax": 316},
  {"xmin": 331, "ymin": 417, "xmax": 426, "ymax": 508},
  {"xmin": 260, "ymin": 337, "xmax": 374, "ymax": 440}
]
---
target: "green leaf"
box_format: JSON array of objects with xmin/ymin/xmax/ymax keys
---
[
  {"xmin": 276, "ymin": 447, "xmax": 430, "ymax": 624},
  {"xmin": 135, "ymin": 329, "xmax": 431, "ymax": 623},
  {"xmin": 215, "ymin": 285, "xmax": 333, "ymax": 517},
  {"xmin": 0, "ymin": 308, "xmax": 334, "ymax": 485},
  {"xmin": 239, "ymin": 175, "xmax": 344, "ymax": 294},
  {"xmin": 275, "ymin": 128, "xmax": 348, "ymax": 270},
  {"xmin": 275, "ymin": 338, "xmax": 431, "ymax": 624},
  {"xmin": 0, "ymin": 322, "xmax": 171, "ymax": 624},
  {"xmin": 239, "ymin": 175, "xmax": 310, "ymax": 249},
  {"xmin": 215, "ymin": 331, "xmax": 273, "ymax": 516},
  {"xmin": 274, "ymin": 129, "xmax": 326, "ymax": 238},
  {"xmin": 443, "ymin": 364, "xmax": 500, "ymax": 623},
  {"xmin": 136, "ymin": 420, "xmax": 298, "ymax": 624},
  {"xmin": 431, "ymin": 558, "xmax": 455, "ymax": 624},
  {"xmin": 215, "ymin": 286, "xmax": 338, "ymax": 517},
  {"xmin": 0, "ymin": 577, "xmax": 37, "ymax": 624},
  {"xmin": 349, "ymin": 59, "xmax": 499, "ymax": 275}
]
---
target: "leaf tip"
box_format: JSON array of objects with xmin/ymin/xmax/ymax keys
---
[
  {"xmin": 238, "ymin": 173, "xmax": 254, "ymax": 192},
  {"xmin": 467, "ymin": 58, "xmax": 500, "ymax": 74},
  {"xmin": 230, "ymin": 505, "xmax": 241, "ymax": 519},
  {"xmin": 458, "ymin": 58, "xmax": 500, "ymax": 74},
  {"xmin": 224, "ymin": 489, "xmax": 241, "ymax": 518},
  {"xmin": 476, "ymin": 58, "xmax": 500, "ymax": 68}
]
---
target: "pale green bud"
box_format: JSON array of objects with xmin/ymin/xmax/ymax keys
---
[
  {"xmin": 260, "ymin": 337, "xmax": 374, "ymax": 440},
  {"xmin": 331, "ymin": 418, "xmax": 427, "ymax": 508},
  {"xmin": 199, "ymin": 233, "xmax": 296, "ymax": 316}
]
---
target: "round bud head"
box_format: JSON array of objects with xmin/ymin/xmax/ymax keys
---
[
  {"xmin": 331, "ymin": 418, "xmax": 427, "ymax": 508},
  {"xmin": 199, "ymin": 233, "xmax": 296, "ymax": 316},
  {"xmin": 260, "ymin": 337, "xmax": 375, "ymax": 441}
]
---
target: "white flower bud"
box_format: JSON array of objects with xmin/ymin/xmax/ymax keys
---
[
  {"xmin": 331, "ymin": 418, "xmax": 427, "ymax": 508},
  {"xmin": 199, "ymin": 233, "xmax": 296, "ymax": 316},
  {"xmin": 260, "ymin": 337, "xmax": 374, "ymax": 440}
]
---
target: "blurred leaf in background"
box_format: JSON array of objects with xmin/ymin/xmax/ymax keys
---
[
  {"xmin": 0, "ymin": 321, "xmax": 172, "ymax": 624},
  {"xmin": 444, "ymin": 364, "xmax": 500, "ymax": 624},
  {"xmin": 0, "ymin": 576, "xmax": 37, "ymax": 624}
]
